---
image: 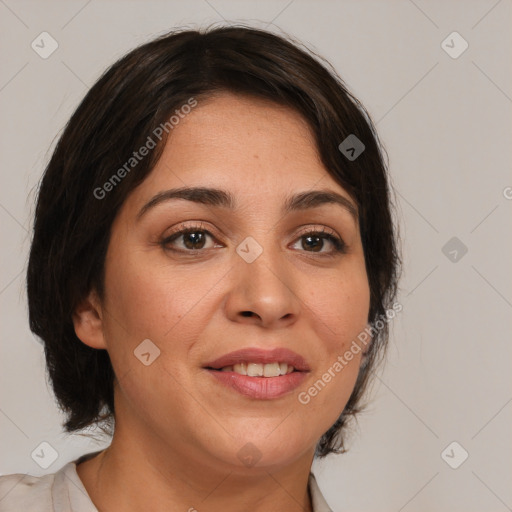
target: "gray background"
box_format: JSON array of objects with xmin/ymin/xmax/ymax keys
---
[{"xmin": 1, "ymin": 1, "xmax": 511, "ymax": 510}]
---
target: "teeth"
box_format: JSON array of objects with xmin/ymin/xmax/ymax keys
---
[
  {"xmin": 219, "ymin": 362, "xmax": 295, "ymax": 377},
  {"xmin": 247, "ymin": 363, "xmax": 263, "ymax": 377},
  {"xmin": 263, "ymin": 362, "xmax": 280, "ymax": 377},
  {"xmin": 233, "ymin": 363, "xmax": 247, "ymax": 375}
]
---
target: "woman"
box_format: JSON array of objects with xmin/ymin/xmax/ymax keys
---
[{"xmin": 0, "ymin": 25, "xmax": 400, "ymax": 511}]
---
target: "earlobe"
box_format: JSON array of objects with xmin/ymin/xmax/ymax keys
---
[{"xmin": 72, "ymin": 290, "xmax": 107, "ymax": 350}]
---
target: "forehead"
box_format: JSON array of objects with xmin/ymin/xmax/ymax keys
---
[
  {"xmin": 124, "ymin": 92, "xmax": 356, "ymax": 217},
  {"xmin": 146, "ymin": 93, "xmax": 327, "ymax": 186},
  {"xmin": 163, "ymin": 92, "xmax": 320, "ymax": 171}
]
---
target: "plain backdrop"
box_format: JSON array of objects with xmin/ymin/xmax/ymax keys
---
[{"xmin": 1, "ymin": 1, "xmax": 511, "ymax": 511}]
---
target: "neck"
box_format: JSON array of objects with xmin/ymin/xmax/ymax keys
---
[{"xmin": 76, "ymin": 416, "xmax": 315, "ymax": 512}]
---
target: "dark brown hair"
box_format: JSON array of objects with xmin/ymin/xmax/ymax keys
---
[{"xmin": 27, "ymin": 25, "xmax": 400, "ymax": 458}]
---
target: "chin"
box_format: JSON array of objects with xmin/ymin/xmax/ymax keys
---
[{"xmin": 210, "ymin": 430, "xmax": 315, "ymax": 472}]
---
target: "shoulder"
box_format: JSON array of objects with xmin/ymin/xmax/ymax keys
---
[
  {"xmin": 0, "ymin": 471, "xmax": 56, "ymax": 511},
  {"xmin": 0, "ymin": 452, "xmax": 100, "ymax": 512},
  {"xmin": 309, "ymin": 472, "xmax": 334, "ymax": 512}
]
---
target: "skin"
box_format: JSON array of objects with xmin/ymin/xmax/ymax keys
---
[{"xmin": 73, "ymin": 92, "xmax": 371, "ymax": 512}]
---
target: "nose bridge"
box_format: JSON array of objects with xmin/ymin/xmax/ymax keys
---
[{"xmin": 227, "ymin": 231, "xmax": 300, "ymax": 325}]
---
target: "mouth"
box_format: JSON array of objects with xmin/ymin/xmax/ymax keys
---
[
  {"xmin": 204, "ymin": 347, "xmax": 310, "ymax": 372},
  {"xmin": 209, "ymin": 361, "xmax": 297, "ymax": 377},
  {"xmin": 203, "ymin": 347, "xmax": 310, "ymax": 400}
]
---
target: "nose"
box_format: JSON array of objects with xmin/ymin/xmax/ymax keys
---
[{"xmin": 224, "ymin": 245, "xmax": 301, "ymax": 329}]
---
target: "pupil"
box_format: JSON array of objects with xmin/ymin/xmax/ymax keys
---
[
  {"xmin": 184, "ymin": 232, "xmax": 205, "ymax": 249},
  {"xmin": 303, "ymin": 235, "xmax": 322, "ymax": 252}
]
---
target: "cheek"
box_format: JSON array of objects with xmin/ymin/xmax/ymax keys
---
[
  {"xmin": 103, "ymin": 249, "xmax": 203, "ymax": 340},
  {"xmin": 101, "ymin": 243, "xmax": 233, "ymax": 373},
  {"xmin": 308, "ymin": 262, "xmax": 371, "ymax": 350},
  {"xmin": 100, "ymin": 249, "xmax": 215, "ymax": 422},
  {"xmin": 297, "ymin": 262, "xmax": 370, "ymax": 421}
]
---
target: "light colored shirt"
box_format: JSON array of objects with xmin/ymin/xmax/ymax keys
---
[{"xmin": 0, "ymin": 451, "xmax": 333, "ymax": 511}]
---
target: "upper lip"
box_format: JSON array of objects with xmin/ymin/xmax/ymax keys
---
[{"xmin": 203, "ymin": 347, "xmax": 310, "ymax": 372}]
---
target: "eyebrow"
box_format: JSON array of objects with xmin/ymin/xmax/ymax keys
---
[{"xmin": 136, "ymin": 186, "xmax": 358, "ymax": 223}]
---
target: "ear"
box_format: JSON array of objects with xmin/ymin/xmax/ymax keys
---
[{"xmin": 72, "ymin": 289, "xmax": 107, "ymax": 350}]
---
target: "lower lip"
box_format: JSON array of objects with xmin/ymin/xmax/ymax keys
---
[{"xmin": 206, "ymin": 369, "xmax": 308, "ymax": 399}]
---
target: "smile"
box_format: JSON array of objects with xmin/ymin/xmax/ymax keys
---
[
  {"xmin": 203, "ymin": 347, "xmax": 310, "ymax": 399},
  {"xmin": 218, "ymin": 362, "xmax": 295, "ymax": 377}
]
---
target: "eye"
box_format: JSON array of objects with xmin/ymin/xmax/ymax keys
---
[
  {"xmin": 291, "ymin": 227, "xmax": 346, "ymax": 255},
  {"xmin": 160, "ymin": 222, "xmax": 220, "ymax": 252},
  {"xmin": 160, "ymin": 223, "xmax": 346, "ymax": 256}
]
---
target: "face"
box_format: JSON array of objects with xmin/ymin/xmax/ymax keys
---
[{"xmin": 77, "ymin": 92, "xmax": 370, "ymax": 472}]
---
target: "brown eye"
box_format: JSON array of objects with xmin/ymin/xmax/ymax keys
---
[
  {"xmin": 291, "ymin": 229, "xmax": 346, "ymax": 255},
  {"xmin": 179, "ymin": 231, "xmax": 208, "ymax": 250},
  {"xmin": 160, "ymin": 221, "xmax": 221, "ymax": 253},
  {"xmin": 162, "ymin": 228, "xmax": 216, "ymax": 251}
]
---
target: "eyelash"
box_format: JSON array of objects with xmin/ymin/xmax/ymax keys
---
[{"xmin": 160, "ymin": 222, "xmax": 346, "ymax": 257}]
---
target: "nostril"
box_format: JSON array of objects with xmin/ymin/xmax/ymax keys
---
[{"xmin": 241, "ymin": 311, "xmax": 253, "ymax": 317}]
